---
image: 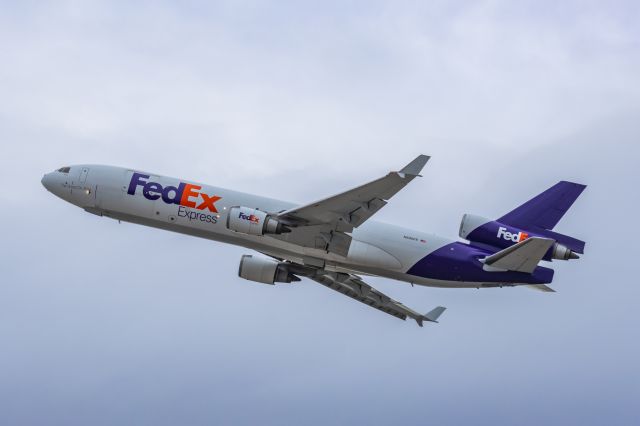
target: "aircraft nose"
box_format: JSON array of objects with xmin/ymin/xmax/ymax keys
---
[{"xmin": 41, "ymin": 173, "xmax": 53, "ymax": 191}]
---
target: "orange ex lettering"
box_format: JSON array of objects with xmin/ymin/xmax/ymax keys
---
[{"xmin": 180, "ymin": 184, "xmax": 201, "ymax": 208}]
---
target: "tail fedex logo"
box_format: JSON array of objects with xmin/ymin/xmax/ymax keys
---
[
  {"xmin": 497, "ymin": 226, "xmax": 529, "ymax": 243},
  {"xmin": 127, "ymin": 173, "xmax": 221, "ymax": 213},
  {"xmin": 238, "ymin": 212, "xmax": 260, "ymax": 224}
]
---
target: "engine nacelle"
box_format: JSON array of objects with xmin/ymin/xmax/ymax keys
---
[
  {"xmin": 459, "ymin": 214, "xmax": 492, "ymax": 241},
  {"xmin": 226, "ymin": 206, "xmax": 291, "ymax": 236},
  {"xmin": 238, "ymin": 255, "xmax": 300, "ymax": 285},
  {"xmin": 551, "ymin": 243, "xmax": 579, "ymax": 260},
  {"xmin": 459, "ymin": 213, "xmax": 580, "ymax": 261}
]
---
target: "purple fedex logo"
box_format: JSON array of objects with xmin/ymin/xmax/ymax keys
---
[
  {"xmin": 238, "ymin": 211, "xmax": 260, "ymax": 223},
  {"xmin": 127, "ymin": 172, "xmax": 222, "ymax": 212},
  {"xmin": 497, "ymin": 226, "xmax": 529, "ymax": 243}
]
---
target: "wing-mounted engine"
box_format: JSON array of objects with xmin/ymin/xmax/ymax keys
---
[
  {"xmin": 227, "ymin": 206, "xmax": 291, "ymax": 236},
  {"xmin": 238, "ymin": 255, "xmax": 301, "ymax": 284},
  {"xmin": 459, "ymin": 213, "xmax": 581, "ymax": 261}
]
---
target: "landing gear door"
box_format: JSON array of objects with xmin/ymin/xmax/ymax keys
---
[
  {"xmin": 69, "ymin": 166, "xmax": 96, "ymax": 208},
  {"xmin": 79, "ymin": 167, "xmax": 90, "ymax": 184}
]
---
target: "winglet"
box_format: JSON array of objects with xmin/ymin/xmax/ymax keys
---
[
  {"xmin": 416, "ymin": 306, "xmax": 447, "ymax": 326},
  {"xmin": 400, "ymin": 154, "xmax": 430, "ymax": 177}
]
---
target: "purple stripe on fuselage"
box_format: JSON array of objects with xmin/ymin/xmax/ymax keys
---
[{"xmin": 407, "ymin": 242, "xmax": 554, "ymax": 284}]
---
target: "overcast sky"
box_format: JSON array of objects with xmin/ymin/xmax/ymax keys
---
[{"xmin": 1, "ymin": 1, "xmax": 639, "ymax": 425}]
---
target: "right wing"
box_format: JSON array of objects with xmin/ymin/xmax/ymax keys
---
[{"xmin": 309, "ymin": 271, "xmax": 445, "ymax": 327}]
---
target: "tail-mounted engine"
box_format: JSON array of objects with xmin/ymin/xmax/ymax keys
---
[
  {"xmin": 238, "ymin": 255, "xmax": 300, "ymax": 285},
  {"xmin": 459, "ymin": 214, "xmax": 581, "ymax": 261},
  {"xmin": 226, "ymin": 206, "xmax": 291, "ymax": 236}
]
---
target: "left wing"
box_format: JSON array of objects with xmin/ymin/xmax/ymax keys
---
[
  {"xmin": 279, "ymin": 155, "xmax": 429, "ymax": 230},
  {"xmin": 310, "ymin": 271, "xmax": 445, "ymax": 326},
  {"xmin": 276, "ymin": 155, "xmax": 430, "ymax": 256}
]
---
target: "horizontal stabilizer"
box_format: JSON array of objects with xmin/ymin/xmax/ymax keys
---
[
  {"xmin": 525, "ymin": 284, "xmax": 556, "ymax": 292},
  {"xmin": 484, "ymin": 237, "xmax": 555, "ymax": 273}
]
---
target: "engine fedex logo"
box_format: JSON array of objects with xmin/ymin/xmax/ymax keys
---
[
  {"xmin": 497, "ymin": 226, "xmax": 529, "ymax": 243},
  {"xmin": 238, "ymin": 212, "xmax": 260, "ymax": 223},
  {"xmin": 127, "ymin": 172, "xmax": 221, "ymax": 213}
]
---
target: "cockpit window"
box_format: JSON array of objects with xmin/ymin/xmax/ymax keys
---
[{"xmin": 57, "ymin": 167, "xmax": 71, "ymax": 173}]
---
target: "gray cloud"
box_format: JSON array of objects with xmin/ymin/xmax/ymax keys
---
[{"xmin": 1, "ymin": 1, "xmax": 639, "ymax": 425}]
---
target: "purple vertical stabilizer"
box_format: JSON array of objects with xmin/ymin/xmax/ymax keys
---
[
  {"xmin": 496, "ymin": 181, "xmax": 586, "ymax": 253},
  {"xmin": 499, "ymin": 181, "xmax": 586, "ymax": 230}
]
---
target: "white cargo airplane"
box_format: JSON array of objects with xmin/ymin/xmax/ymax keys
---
[{"xmin": 42, "ymin": 156, "xmax": 585, "ymax": 326}]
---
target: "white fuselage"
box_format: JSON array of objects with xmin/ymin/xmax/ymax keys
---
[{"xmin": 42, "ymin": 164, "xmax": 476, "ymax": 288}]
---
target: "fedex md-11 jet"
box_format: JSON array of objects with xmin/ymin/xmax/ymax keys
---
[{"xmin": 42, "ymin": 156, "xmax": 585, "ymax": 326}]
